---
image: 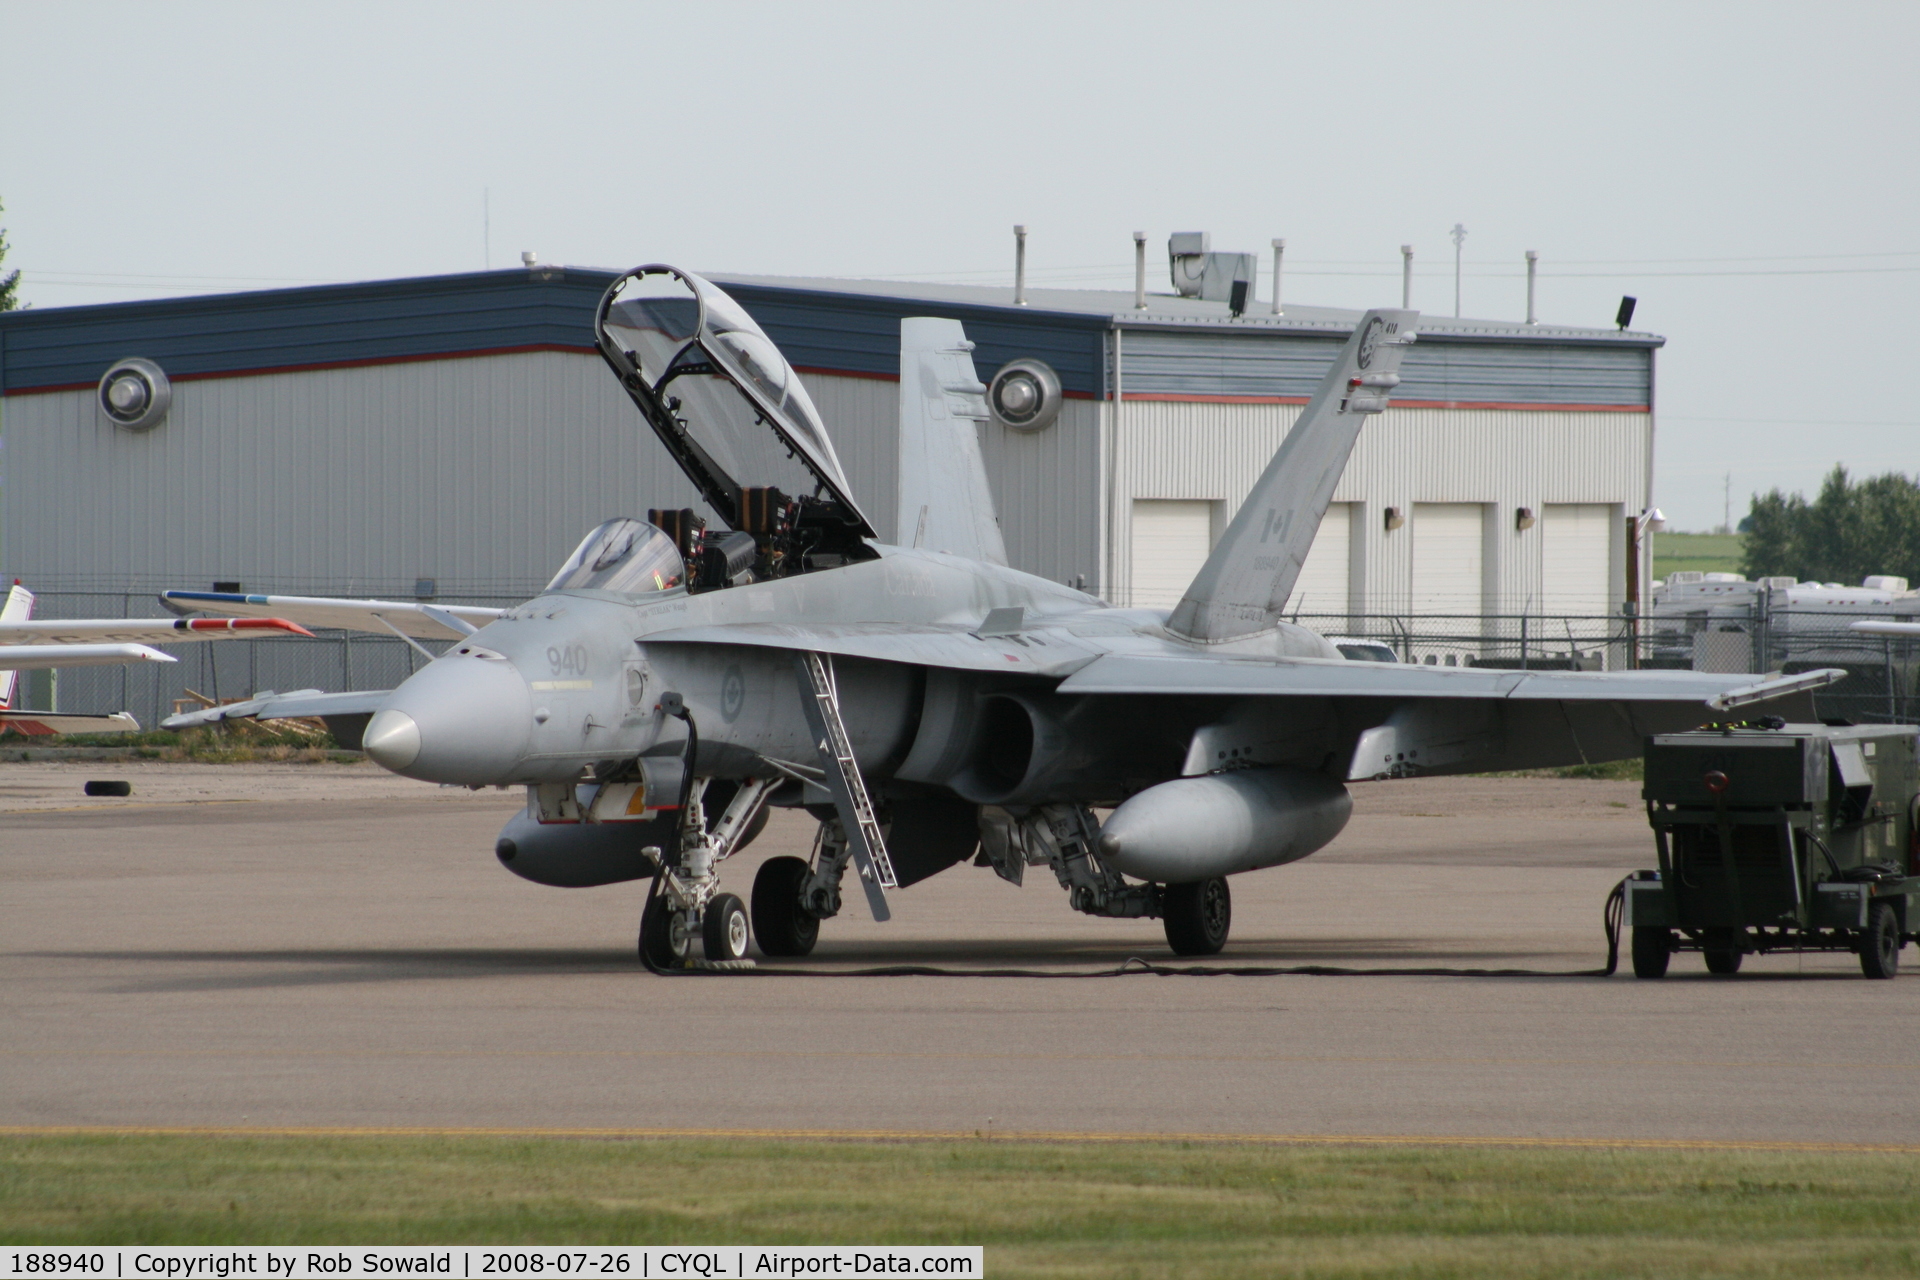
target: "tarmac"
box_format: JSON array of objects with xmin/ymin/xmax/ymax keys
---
[{"xmin": 3, "ymin": 761, "xmax": 1914, "ymax": 1148}]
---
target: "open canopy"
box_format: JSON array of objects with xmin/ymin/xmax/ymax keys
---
[{"xmin": 594, "ymin": 266, "xmax": 872, "ymax": 537}]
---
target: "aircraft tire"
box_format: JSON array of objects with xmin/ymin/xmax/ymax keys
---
[
  {"xmin": 703, "ymin": 893, "xmax": 750, "ymax": 962},
  {"xmin": 1702, "ymin": 927, "xmax": 1743, "ymax": 975},
  {"xmin": 1860, "ymin": 903, "xmax": 1901, "ymax": 979},
  {"xmin": 1630, "ymin": 926, "xmax": 1671, "ymax": 979},
  {"xmin": 1163, "ymin": 877, "xmax": 1231, "ymax": 956},
  {"xmin": 639, "ymin": 891, "xmax": 686, "ymax": 970},
  {"xmin": 752, "ymin": 856, "xmax": 819, "ymax": 957}
]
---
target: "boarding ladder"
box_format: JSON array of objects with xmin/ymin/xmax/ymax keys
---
[{"xmin": 800, "ymin": 651, "xmax": 898, "ymax": 889}]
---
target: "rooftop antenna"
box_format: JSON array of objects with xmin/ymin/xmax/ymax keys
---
[
  {"xmin": 1615, "ymin": 295, "xmax": 1637, "ymax": 330},
  {"xmin": 1400, "ymin": 244, "xmax": 1413, "ymax": 308},
  {"xmin": 1449, "ymin": 223, "xmax": 1467, "ymax": 317},
  {"xmin": 1525, "ymin": 249, "xmax": 1538, "ymax": 324},
  {"xmin": 1133, "ymin": 231, "xmax": 1147, "ymax": 310},
  {"xmin": 1270, "ymin": 238, "xmax": 1285, "ymax": 315},
  {"xmin": 1013, "ymin": 224, "xmax": 1028, "ymax": 306}
]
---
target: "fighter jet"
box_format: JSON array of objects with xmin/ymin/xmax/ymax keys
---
[{"xmin": 160, "ymin": 265, "xmax": 1838, "ymax": 965}]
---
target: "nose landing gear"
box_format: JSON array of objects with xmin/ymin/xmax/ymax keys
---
[{"xmin": 638, "ymin": 774, "xmax": 779, "ymax": 970}]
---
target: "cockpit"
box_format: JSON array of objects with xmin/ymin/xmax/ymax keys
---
[
  {"xmin": 546, "ymin": 518, "xmax": 686, "ymax": 595},
  {"xmin": 590, "ymin": 266, "xmax": 878, "ymax": 594}
]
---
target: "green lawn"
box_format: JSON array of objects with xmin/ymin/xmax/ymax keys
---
[
  {"xmin": 3, "ymin": 1133, "xmax": 1917, "ymax": 1277},
  {"xmin": 1653, "ymin": 531, "xmax": 1745, "ymax": 582}
]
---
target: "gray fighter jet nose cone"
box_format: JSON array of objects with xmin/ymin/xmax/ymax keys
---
[
  {"xmin": 362, "ymin": 709, "xmax": 421, "ymax": 770},
  {"xmin": 369, "ymin": 652, "xmax": 535, "ymax": 784}
]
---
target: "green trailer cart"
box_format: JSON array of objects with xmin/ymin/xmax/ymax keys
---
[{"xmin": 1627, "ymin": 722, "xmax": 1920, "ymax": 979}]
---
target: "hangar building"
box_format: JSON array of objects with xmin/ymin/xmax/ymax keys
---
[{"xmin": 0, "ymin": 260, "xmax": 1661, "ymax": 718}]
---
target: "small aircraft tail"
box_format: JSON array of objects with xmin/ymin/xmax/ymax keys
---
[
  {"xmin": 896, "ymin": 318, "xmax": 1007, "ymax": 565},
  {"xmin": 1167, "ymin": 309, "xmax": 1418, "ymax": 643},
  {"xmin": 0, "ymin": 582, "xmax": 33, "ymax": 708}
]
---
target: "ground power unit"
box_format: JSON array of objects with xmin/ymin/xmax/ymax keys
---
[{"xmin": 1626, "ymin": 722, "xmax": 1919, "ymax": 978}]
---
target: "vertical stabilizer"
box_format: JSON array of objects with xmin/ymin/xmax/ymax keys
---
[
  {"xmin": 0, "ymin": 583, "xmax": 34, "ymax": 708},
  {"xmin": 1168, "ymin": 309, "xmax": 1418, "ymax": 642},
  {"xmin": 897, "ymin": 318, "xmax": 1007, "ymax": 565}
]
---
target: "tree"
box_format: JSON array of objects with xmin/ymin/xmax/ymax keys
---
[
  {"xmin": 1742, "ymin": 465, "xmax": 1920, "ymax": 585},
  {"xmin": 0, "ymin": 195, "xmax": 19, "ymax": 311}
]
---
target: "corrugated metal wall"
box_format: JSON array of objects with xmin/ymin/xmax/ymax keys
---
[{"xmin": 1106, "ymin": 399, "xmax": 1647, "ymax": 612}]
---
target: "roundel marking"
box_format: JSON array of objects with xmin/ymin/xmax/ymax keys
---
[
  {"xmin": 720, "ymin": 664, "xmax": 746, "ymax": 722},
  {"xmin": 1355, "ymin": 316, "xmax": 1385, "ymax": 370}
]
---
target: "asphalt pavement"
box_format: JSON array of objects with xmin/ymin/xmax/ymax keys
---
[{"xmin": 3, "ymin": 762, "xmax": 1913, "ymax": 1147}]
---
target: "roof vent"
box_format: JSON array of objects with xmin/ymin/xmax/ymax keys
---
[
  {"xmin": 97, "ymin": 358, "xmax": 171, "ymax": 432},
  {"xmin": 1168, "ymin": 232, "xmax": 1256, "ymax": 313}
]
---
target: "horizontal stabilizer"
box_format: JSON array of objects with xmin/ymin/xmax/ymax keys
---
[{"xmin": 161, "ymin": 591, "xmax": 505, "ymax": 640}]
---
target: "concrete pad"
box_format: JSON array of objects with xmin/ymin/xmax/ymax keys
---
[{"xmin": 2, "ymin": 765, "xmax": 1912, "ymax": 1145}]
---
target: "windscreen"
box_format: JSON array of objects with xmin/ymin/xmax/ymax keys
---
[{"xmin": 546, "ymin": 519, "xmax": 686, "ymax": 594}]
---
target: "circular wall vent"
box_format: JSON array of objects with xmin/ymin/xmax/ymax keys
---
[
  {"xmin": 987, "ymin": 358, "xmax": 1062, "ymax": 432},
  {"xmin": 97, "ymin": 358, "xmax": 171, "ymax": 431}
]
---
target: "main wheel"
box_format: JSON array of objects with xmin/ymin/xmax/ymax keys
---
[
  {"xmin": 1630, "ymin": 926, "xmax": 1672, "ymax": 979},
  {"xmin": 1860, "ymin": 902, "xmax": 1901, "ymax": 979},
  {"xmin": 1702, "ymin": 927, "xmax": 1744, "ymax": 975},
  {"xmin": 1163, "ymin": 877, "xmax": 1231, "ymax": 956},
  {"xmin": 702, "ymin": 893, "xmax": 750, "ymax": 962},
  {"xmin": 752, "ymin": 856, "xmax": 820, "ymax": 957},
  {"xmin": 639, "ymin": 891, "xmax": 689, "ymax": 970}
]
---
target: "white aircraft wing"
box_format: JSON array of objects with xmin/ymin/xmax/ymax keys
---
[
  {"xmin": 0, "ymin": 710, "xmax": 142, "ymax": 735},
  {"xmin": 1055, "ymin": 653, "xmax": 1845, "ymax": 711},
  {"xmin": 0, "ymin": 617, "xmax": 314, "ymax": 645},
  {"xmin": 160, "ymin": 590, "xmax": 506, "ymax": 640},
  {"xmin": 0, "ymin": 643, "xmax": 178, "ymax": 670},
  {"xmin": 161, "ymin": 688, "xmax": 393, "ymax": 729},
  {"xmin": 643, "ymin": 621, "xmax": 1103, "ymax": 678}
]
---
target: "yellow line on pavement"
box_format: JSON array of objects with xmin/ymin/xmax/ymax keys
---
[{"xmin": 3, "ymin": 1125, "xmax": 1916, "ymax": 1155}]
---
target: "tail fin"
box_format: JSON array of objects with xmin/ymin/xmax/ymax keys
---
[
  {"xmin": 0, "ymin": 582, "xmax": 35, "ymax": 708},
  {"xmin": 1168, "ymin": 309, "xmax": 1417, "ymax": 642},
  {"xmin": 896, "ymin": 318, "xmax": 1007, "ymax": 566}
]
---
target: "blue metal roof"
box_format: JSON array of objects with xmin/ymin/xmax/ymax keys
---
[
  {"xmin": 0, "ymin": 265, "xmax": 1650, "ymax": 407},
  {"xmin": 0, "ymin": 268, "xmax": 616, "ymax": 393}
]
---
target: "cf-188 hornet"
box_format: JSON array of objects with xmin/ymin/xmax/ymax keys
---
[{"xmin": 160, "ymin": 266, "xmax": 1836, "ymax": 965}]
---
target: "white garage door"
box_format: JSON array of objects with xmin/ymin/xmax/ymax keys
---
[
  {"xmin": 1411, "ymin": 503, "xmax": 1485, "ymax": 614},
  {"xmin": 1288, "ymin": 502, "xmax": 1351, "ymax": 616},
  {"xmin": 1542, "ymin": 503, "xmax": 1614, "ymax": 616},
  {"xmin": 1130, "ymin": 499, "xmax": 1214, "ymax": 608}
]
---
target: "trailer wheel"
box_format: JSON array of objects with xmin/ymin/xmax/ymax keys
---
[
  {"xmin": 1860, "ymin": 903, "xmax": 1901, "ymax": 980},
  {"xmin": 1630, "ymin": 926, "xmax": 1671, "ymax": 979},
  {"xmin": 1702, "ymin": 927, "xmax": 1744, "ymax": 975}
]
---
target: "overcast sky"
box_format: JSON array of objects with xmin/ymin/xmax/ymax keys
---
[{"xmin": 3, "ymin": 1, "xmax": 1914, "ymax": 531}]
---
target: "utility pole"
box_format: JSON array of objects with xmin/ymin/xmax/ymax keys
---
[{"xmin": 1449, "ymin": 223, "xmax": 1467, "ymax": 318}]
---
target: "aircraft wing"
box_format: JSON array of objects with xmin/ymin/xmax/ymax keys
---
[
  {"xmin": 160, "ymin": 591, "xmax": 505, "ymax": 640},
  {"xmin": 1056, "ymin": 653, "xmax": 1843, "ymax": 711},
  {"xmin": 643, "ymin": 622, "xmax": 1103, "ymax": 678},
  {"xmin": 0, "ymin": 643, "xmax": 178, "ymax": 670},
  {"xmin": 0, "ymin": 617, "xmax": 313, "ymax": 646},
  {"xmin": 1, "ymin": 710, "xmax": 142, "ymax": 735},
  {"xmin": 161, "ymin": 688, "xmax": 393, "ymax": 729}
]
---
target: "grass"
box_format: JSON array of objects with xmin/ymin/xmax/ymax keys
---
[
  {"xmin": 1479, "ymin": 758, "xmax": 1644, "ymax": 781},
  {"xmin": 0, "ymin": 726, "xmax": 357, "ymax": 763},
  {"xmin": 2, "ymin": 1133, "xmax": 1918, "ymax": 1276},
  {"xmin": 1654, "ymin": 531, "xmax": 1745, "ymax": 582}
]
